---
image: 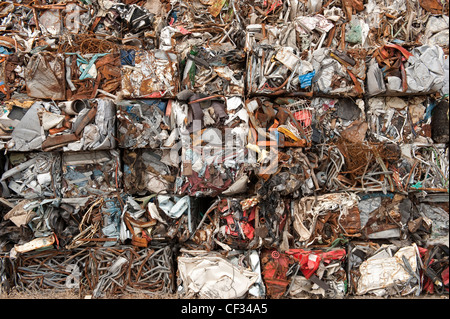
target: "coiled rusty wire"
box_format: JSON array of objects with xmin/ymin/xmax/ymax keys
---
[{"xmin": 58, "ymin": 36, "xmax": 119, "ymax": 54}]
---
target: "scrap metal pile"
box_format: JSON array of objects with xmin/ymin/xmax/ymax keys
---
[{"xmin": 0, "ymin": 0, "xmax": 448, "ymax": 299}]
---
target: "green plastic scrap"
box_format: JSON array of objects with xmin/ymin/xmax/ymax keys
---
[
  {"xmin": 411, "ymin": 181, "xmax": 423, "ymax": 189},
  {"xmin": 345, "ymin": 25, "xmax": 362, "ymax": 44},
  {"xmin": 187, "ymin": 48, "xmax": 198, "ymax": 86},
  {"xmin": 188, "ymin": 63, "xmax": 196, "ymax": 87},
  {"xmin": 326, "ymin": 235, "xmax": 349, "ymax": 251}
]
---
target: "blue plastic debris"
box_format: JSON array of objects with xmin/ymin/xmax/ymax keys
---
[{"xmin": 299, "ymin": 70, "xmax": 315, "ymax": 89}]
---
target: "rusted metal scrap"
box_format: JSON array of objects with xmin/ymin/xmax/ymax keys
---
[
  {"xmin": 61, "ymin": 150, "xmax": 121, "ymax": 198},
  {"xmin": 285, "ymin": 247, "xmax": 347, "ymax": 298},
  {"xmin": 260, "ymin": 248, "xmax": 292, "ymax": 299},
  {"xmin": 66, "ymin": 51, "xmax": 122, "ymax": 100},
  {"xmin": 121, "ymin": 49, "xmax": 179, "ymax": 98},
  {"xmin": 10, "ymin": 244, "xmax": 175, "ymax": 298},
  {"xmin": 0, "ymin": 0, "xmax": 448, "ymax": 301},
  {"xmin": 292, "ymin": 192, "xmax": 361, "ymax": 247},
  {"xmin": 85, "ymin": 245, "xmax": 174, "ymax": 298},
  {"xmin": 122, "ymin": 148, "xmax": 177, "ymax": 195}
]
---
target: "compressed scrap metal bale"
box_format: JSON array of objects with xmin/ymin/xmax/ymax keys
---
[
  {"xmin": 366, "ymin": 44, "xmax": 447, "ymax": 96},
  {"xmin": 6, "ymin": 244, "xmax": 175, "ymax": 297},
  {"xmin": 187, "ymin": 197, "xmax": 261, "ymax": 251},
  {"xmin": 329, "ymin": 138, "xmax": 403, "ymax": 193},
  {"xmin": 244, "ymin": 13, "xmax": 336, "ymax": 96},
  {"xmin": 12, "ymin": 248, "xmax": 89, "ymax": 293},
  {"xmin": 361, "ymin": 0, "xmax": 449, "ymax": 47},
  {"xmin": 0, "ymin": 100, "xmax": 43, "ymax": 152},
  {"xmin": 123, "ymin": 244, "xmax": 175, "ymax": 296},
  {"xmin": 346, "ymin": 241, "xmax": 381, "ymax": 295},
  {"xmin": 176, "ymin": 248, "xmax": 262, "ymax": 299},
  {"xmin": 172, "ymin": 94, "xmax": 251, "ymax": 197},
  {"xmin": 179, "ymin": 43, "xmax": 246, "ymax": 97},
  {"xmin": 122, "ymin": 194, "xmax": 194, "ymax": 245},
  {"xmin": 0, "ymin": 196, "xmax": 90, "ymax": 255},
  {"xmin": 58, "ymin": 98, "xmax": 116, "ymax": 152},
  {"xmin": 65, "ymin": 51, "xmax": 122, "ymax": 100},
  {"xmin": 311, "ymin": 47, "xmax": 366, "ymax": 97},
  {"xmin": 292, "ymin": 192, "xmax": 361, "ymax": 247},
  {"xmin": 402, "ymin": 143, "xmax": 449, "ymax": 193},
  {"xmin": 1, "ymin": 98, "xmax": 116, "ymax": 152},
  {"xmin": 0, "ymin": 151, "xmax": 61, "ymax": 199},
  {"xmin": 238, "ymin": 0, "xmax": 367, "ymax": 52},
  {"xmin": 111, "ymin": 97, "xmax": 185, "ymax": 153},
  {"xmin": 245, "ymin": 40, "xmax": 315, "ymax": 97},
  {"xmin": 65, "ymin": 195, "xmax": 126, "ymax": 249},
  {"xmin": 348, "ymin": 242, "xmax": 423, "ymax": 297},
  {"xmin": 245, "ymin": 97, "xmax": 311, "ymax": 149},
  {"xmin": 347, "ymin": 241, "xmax": 448, "ymax": 297},
  {"xmin": 304, "ymin": 0, "xmax": 447, "ymax": 51},
  {"xmin": 358, "ymin": 192, "xmax": 449, "ymax": 246},
  {"xmin": 160, "ymin": 1, "xmax": 246, "ymax": 96},
  {"xmin": 160, "ymin": 2, "xmax": 246, "ymax": 96},
  {"xmin": 25, "ymin": 51, "xmax": 66, "ymax": 100},
  {"xmin": 91, "ymin": 1, "xmax": 161, "ymax": 48},
  {"xmin": 5, "ymin": 198, "xmax": 85, "ymax": 253},
  {"xmin": 120, "ymin": 49, "xmax": 179, "ymax": 98},
  {"xmin": 83, "ymin": 244, "xmax": 174, "ymax": 298},
  {"xmin": 50, "ymin": 99, "xmax": 115, "ymax": 152},
  {"xmin": 186, "ymin": 195, "xmax": 291, "ymax": 252},
  {"xmin": 175, "ymin": 146, "xmax": 250, "ymax": 197},
  {"xmin": 61, "ymin": 150, "xmax": 121, "ymax": 198},
  {"xmin": 285, "ymin": 247, "xmax": 348, "ymax": 298},
  {"xmin": 123, "ymin": 148, "xmax": 177, "ymax": 195},
  {"xmin": 311, "ymin": 95, "xmax": 410, "ymax": 193},
  {"xmin": 116, "ymin": 99, "xmax": 174, "ymax": 149},
  {"xmin": 64, "ymin": 193, "xmax": 194, "ymax": 249}
]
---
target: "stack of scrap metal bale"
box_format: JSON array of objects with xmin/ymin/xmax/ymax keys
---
[{"xmin": 0, "ymin": 0, "xmax": 448, "ymax": 299}]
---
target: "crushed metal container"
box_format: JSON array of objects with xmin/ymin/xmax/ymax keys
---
[{"xmin": 177, "ymin": 248, "xmax": 263, "ymax": 298}]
